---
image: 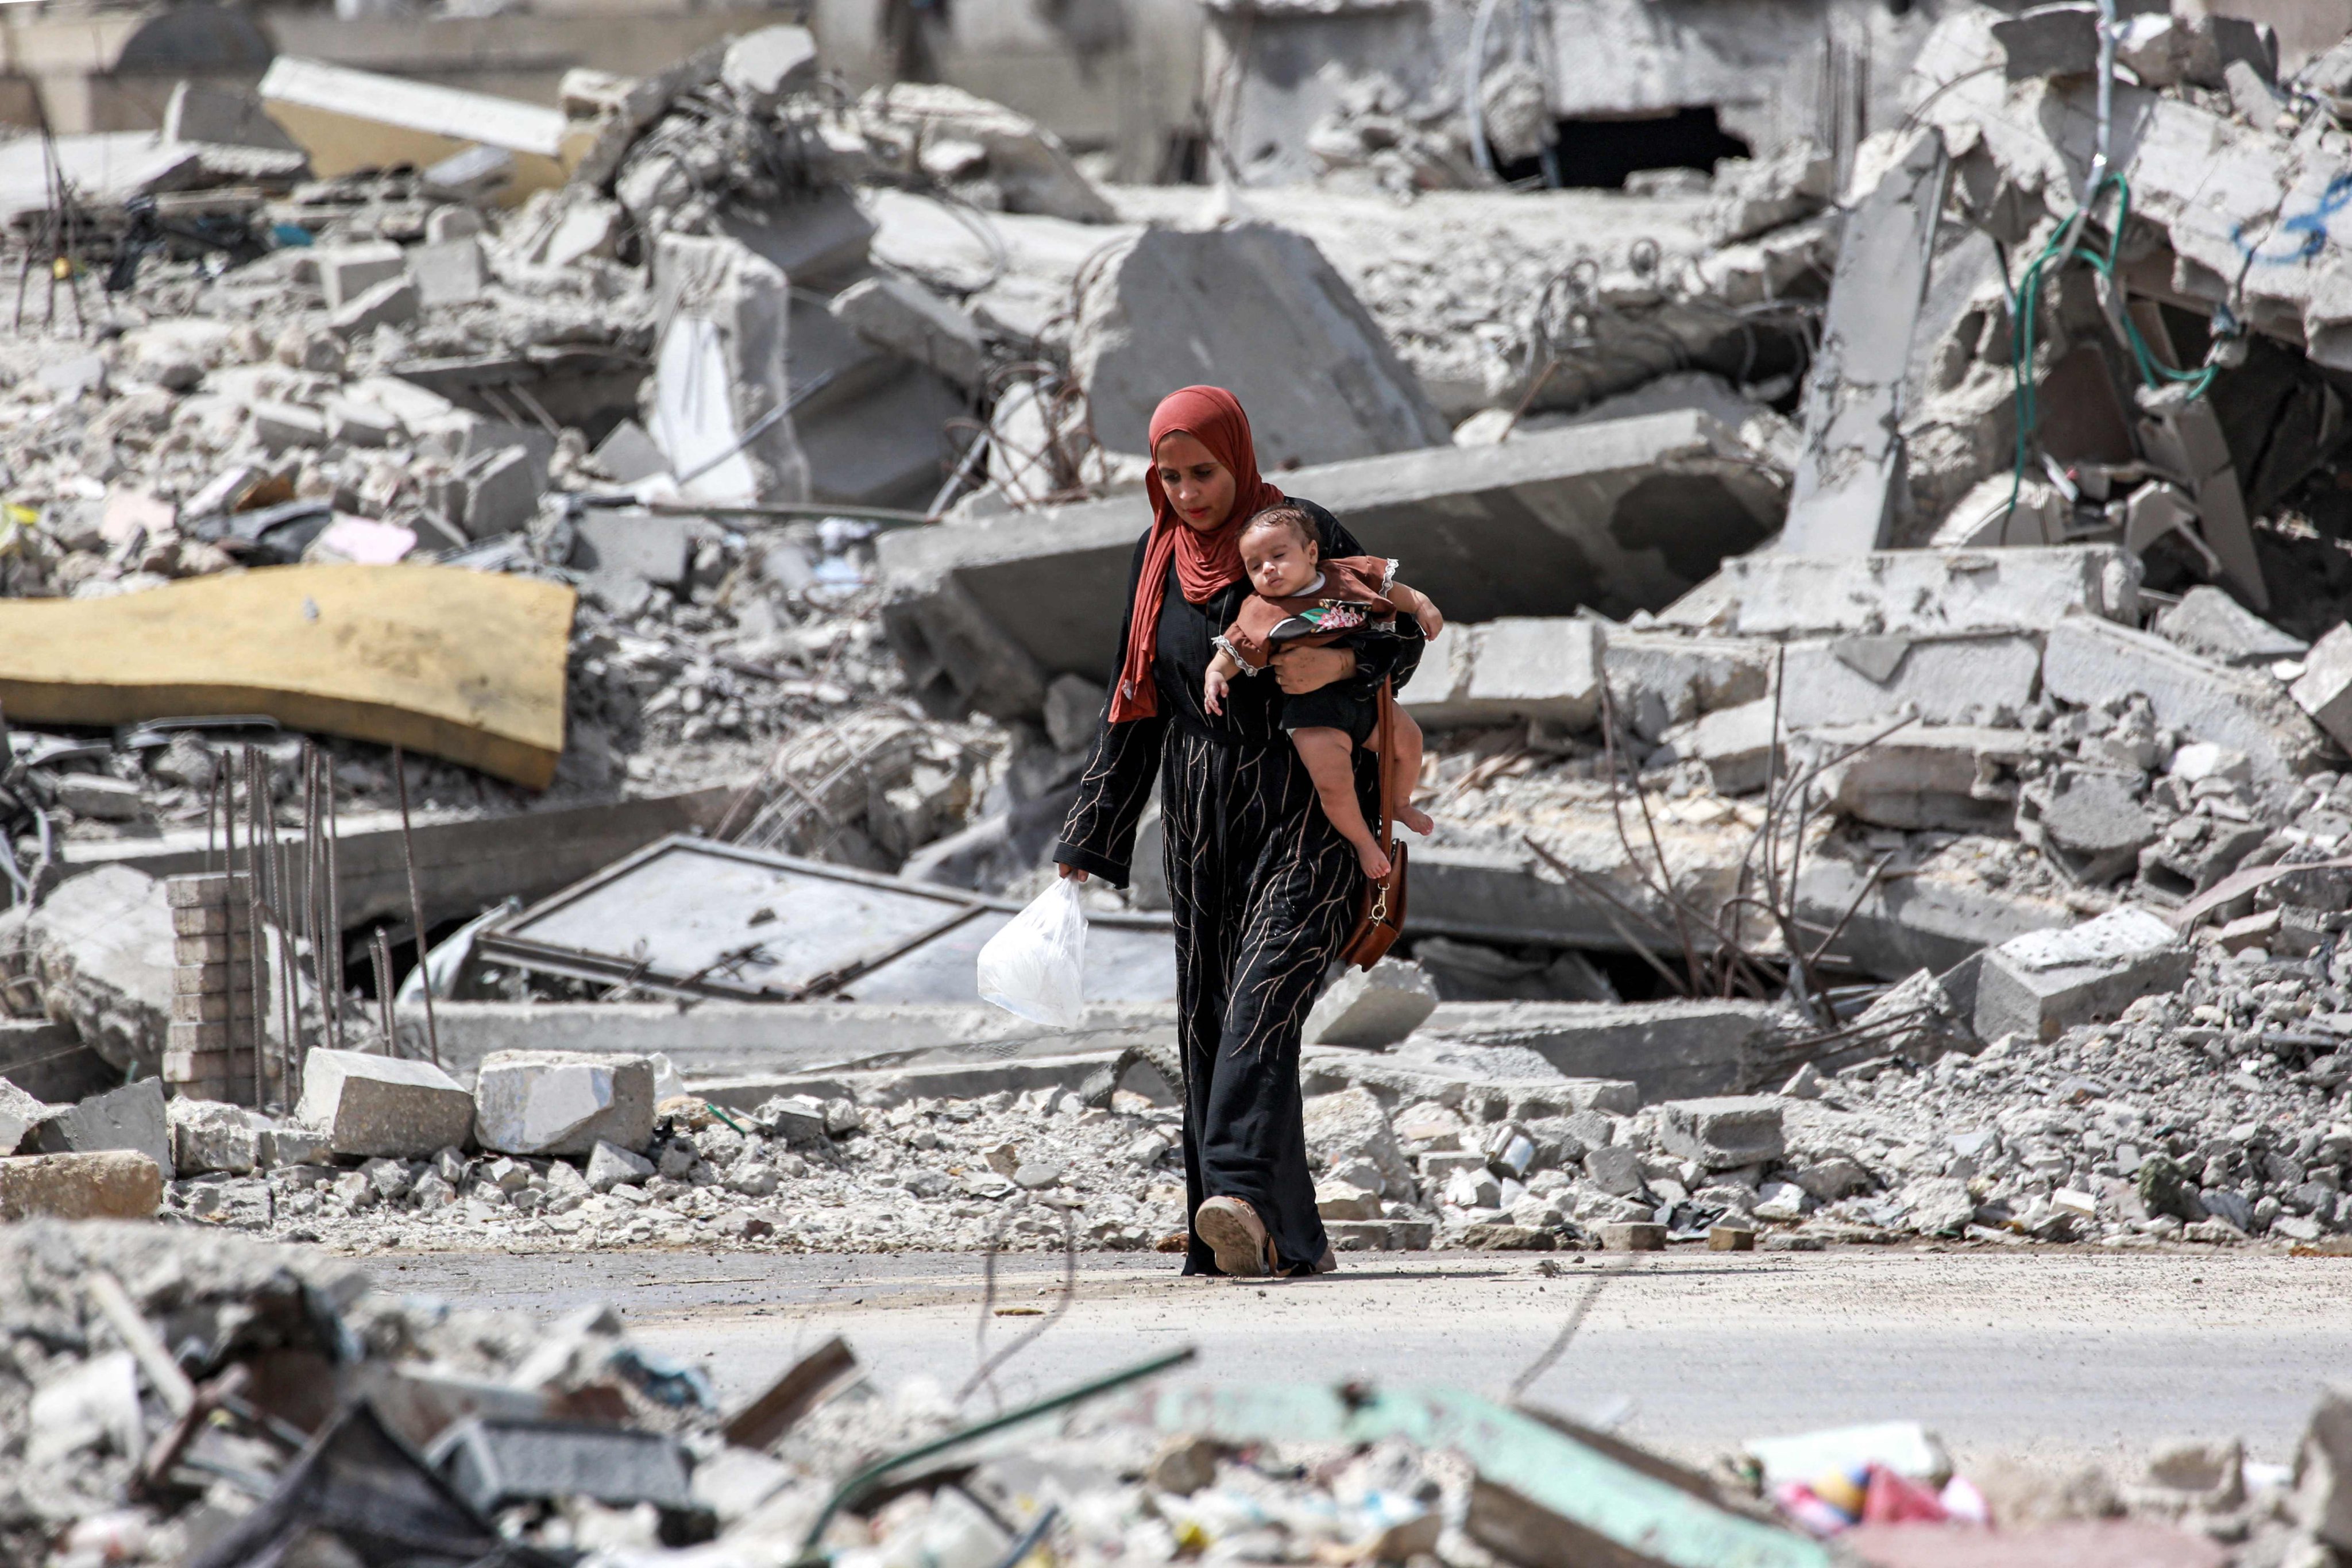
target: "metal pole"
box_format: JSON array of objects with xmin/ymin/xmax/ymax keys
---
[
  {"xmin": 392, "ymin": 746, "xmax": 440, "ymax": 1068},
  {"xmin": 325, "ymin": 755, "xmax": 345, "ymax": 1052}
]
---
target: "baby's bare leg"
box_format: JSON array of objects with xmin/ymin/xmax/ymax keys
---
[
  {"xmin": 1293, "ymin": 727, "xmax": 1389, "ymax": 878},
  {"xmin": 1387, "ymin": 708, "xmax": 1432, "ymax": 835}
]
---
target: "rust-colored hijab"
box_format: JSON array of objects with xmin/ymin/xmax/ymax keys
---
[{"xmin": 1109, "ymin": 386, "xmax": 1286, "ymax": 723}]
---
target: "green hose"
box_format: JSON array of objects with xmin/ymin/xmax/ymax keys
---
[{"xmin": 2000, "ymin": 172, "xmax": 2225, "ymax": 539}]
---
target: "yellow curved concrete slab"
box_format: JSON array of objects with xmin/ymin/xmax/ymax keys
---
[{"xmin": 0, "ymin": 565, "xmax": 574, "ymax": 789}]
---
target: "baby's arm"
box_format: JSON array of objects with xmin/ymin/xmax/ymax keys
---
[
  {"xmin": 1204, "ymin": 648, "xmax": 1239, "ymax": 715},
  {"xmin": 1389, "ymin": 580, "xmax": 1444, "ymax": 639}
]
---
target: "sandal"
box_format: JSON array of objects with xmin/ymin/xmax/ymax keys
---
[{"xmin": 1195, "ymin": 1195, "xmax": 1274, "ymax": 1277}]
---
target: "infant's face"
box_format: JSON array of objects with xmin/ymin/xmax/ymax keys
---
[{"xmin": 1241, "ymin": 529, "xmax": 1319, "ymax": 599}]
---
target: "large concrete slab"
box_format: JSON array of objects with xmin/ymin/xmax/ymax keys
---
[
  {"xmin": 1659, "ymin": 547, "xmax": 2141, "ymax": 639},
  {"xmin": 1412, "ymin": 1000, "xmax": 1795, "ymax": 1104},
  {"xmin": 880, "ymin": 411, "xmax": 1786, "ymax": 717},
  {"xmin": 1072, "ymin": 222, "xmax": 1451, "ymax": 467},
  {"xmin": 1780, "ymin": 129, "xmax": 1949, "ymax": 553}
]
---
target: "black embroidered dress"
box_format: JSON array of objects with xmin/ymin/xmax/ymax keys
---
[{"xmin": 1053, "ymin": 500, "xmax": 1423, "ymax": 1275}]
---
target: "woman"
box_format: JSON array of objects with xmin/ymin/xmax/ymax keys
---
[{"xmin": 1052, "ymin": 386, "xmax": 1422, "ymax": 1278}]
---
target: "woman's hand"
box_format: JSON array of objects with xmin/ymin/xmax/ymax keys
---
[
  {"xmin": 1271, "ymin": 644, "xmax": 1357, "ymax": 694},
  {"xmin": 1057, "ymin": 863, "xmax": 1088, "ymax": 882}
]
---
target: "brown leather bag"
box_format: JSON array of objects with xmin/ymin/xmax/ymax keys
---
[{"xmin": 1339, "ymin": 678, "xmax": 1408, "ymax": 969}]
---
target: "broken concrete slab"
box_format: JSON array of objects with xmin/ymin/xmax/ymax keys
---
[
  {"xmin": 311, "ymin": 241, "xmax": 407, "ymax": 310},
  {"xmin": 1601, "ymin": 628, "xmax": 1773, "ymax": 740},
  {"xmin": 472, "ymin": 1050, "xmax": 655, "ymax": 1157},
  {"xmin": 1808, "ymin": 724, "xmax": 2032, "ymax": 832},
  {"xmin": 0, "ymin": 1151, "xmax": 162, "ymax": 1220},
  {"xmin": 863, "ymin": 82, "xmax": 1116, "ymax": 223},
  {"xmin": 1659, "ymin": 546, "xmax": 2141, "ymax": 639},
  {"xmin": 2296, "ymin": 1384, "xmax": 2352, "ymax": 1552},
  {"xmin": 296, "ymin": 1048, "xmax": 476, "ymax": 1159},
  {"xmin": 1781, "ymin": 129, "xmax": 1949, "ymax": 553},
  {"xmin": 570, "ymin": 509, "xmax": 695, "ymax": 601},
  {"xmin": 1073, "ymin": 223, "xmax": 1450, "ymax": 467},
  {"xmin": 2291, "ymin": 624, "xmax": 2352, "ymax": 756},
  {"xmin": 0, "ymin": 1078, "xmax": 47, "ymax": 1156},
  {"xmin": 1976, "ymin": 906, "xmax": 2191, "ymax": 1044},
  {"xmin": 21, "ymin": 866, "xmax": 174, "ymax": 1079},
  {"xmin": 33, "ymin": 1079, "xmax": 173, "ymax": 1179},
  {"xmin": 2020, "ymin": 767, "xmax": 2158, "ymax": 883},
  {"xmin": 2045, "ymin": 615, "xmax": 2320, "ymax": 802},
  {"xmin": 0, "ymin": 1018, "xmax": 115, "ymax": 1106},
  {"xmin": 1653, "ymin": 699, "xmax": 1780, "ymax": 794},
  {"xmin": 647, "ymin": 233, "xmax": 809, "ymax": 507},
  {"xmin": 722, "ymin": 25, "xmax": 820, "ymax": 111},
  {"xmin": 407, "ymin": 238, "xmax": 487, "ymax": 309},
  {"xmin": 1656, "ymin": 1095, "xmax": 1786, "ymax": 1168},
  {"xmin": 163, "ymin": 80, "xmax": 304, "ymax": 156},
  {"xmin": 1412, "ymin": 1000, "xmax": 1796, "ymax": 1105},
  {"xmin": 1401, "ymin": 617, "xmax": 1602, "ymax": 731},
  {"xmin": 168, "ymin": 1099, "xmax": 260, "ymax": 1175},
  {"xmin": 1304, "ymin": 958, "xmax": 1440, "ymax": 1048},
  {"xmin": 330, "ymin": 276, "xmax": 422, "ymax": 339},
  {"xmin": 882, "ymin": 412, "xmax": 1786, "ymax": 718},
  {"xmin": 0, "ymin": 565, "xmax": 576, "ymax": 790},
  {"xmin": 1777, "ymin": 635, "xmax": 2043, "ymax": 729},
  {"xmin": 2155, "ymin": 586, "xmax": 2307, "ymax": 666},
  {"xmin": 829, "ymin": 275, "xmax": 986, "ymax": 391},
  {"xmin": 258, "ymin": 55, "xmax": 576, "ymax": 202}
]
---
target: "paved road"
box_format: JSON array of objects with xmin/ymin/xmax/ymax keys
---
[{"xmin": 377, "ymin": 1246, "xmax": 2352, "ymax": 1468}]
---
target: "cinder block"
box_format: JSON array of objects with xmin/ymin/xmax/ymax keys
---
[
  {"xmin": 0, "ymin": 1151, "xmax": 163, "ymax": 1219},
  {"xmin": 329, "ymin": 275, "xmax": 420, "ymax": 337},
  {"xmin": 472, "ymin": 1050, "xmax": 656, "ymax": 1157},
  {"xmin": 1655, "ymin": 1095, "xmax": 1786, "ymax": 1169},
  {"xmin": 295, "ymin": 1048, "xmax": 475, "ymax": 1158},
  {"xmin": 1601, "ymin": 1221, "xmax": 1666, "ymax": 1251},
  {"xmin": 1975, "ymin": 906, "xmax": 2189, "ymax": 1043}
]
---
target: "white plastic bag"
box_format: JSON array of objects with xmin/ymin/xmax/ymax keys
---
[{"xmin": 977, "ymin": 878, "xmax": 1088, "ymax": 1027}]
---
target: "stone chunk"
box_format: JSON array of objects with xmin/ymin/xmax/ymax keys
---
[
  {"xmin": 1301, "ymin": 1086, "xmax": 1412, "ymax": 1189},
  {"xmin": 0, "ymin": 1151, "xmax": 162, "ymax": 1219},
  {"xmin": 1658, "ymin": 546, "xmax": 2141, "ymax": 639},
  {"xmin": 0, "ymin": 1078, "xmax": 49, "ymax": 1154},
  {"xmin": 1072, "ymin": 223, "xmax": 1450, "ymax": 467},
  {"xmin": 1402, "ymin": 618, "xmax": 1603, "ymax": 731},
  {"xmin": 2292, "ymin": 624, "xmax": 2352, "ymax": 755},
  {"xmin": 473, "ymin": 1051, "xmax": 655, "ymax": 1157},
  {"xmin": 1655, "ymin": 1095, "xmax": 1785, "ymax": 1170},
  {"xmin": 1304, "ymin": 958, "xmax": 1440, "ymax": 1048},
  {"xmin": 1655, "ymin": 697, "xmax": 1779, "ymax": 794},
  {"xmin": 2154, "ymin": 586, "xmax": 2307, "ymax": 666},
  {"xmin": 295, "ymin": 1048, "xmax": 474, "ymax": 1158},
  {"xmin": 1976, "ymin": 907, "xmax": 2190, "ymax": 1044},
  {"xmin": 722, "ymin": 25, "xmax": 818, "ymax": 110},
  {"xmin": 407, "ymin": 238, "xmax": 485, "ymax": 308},
  {"xmin": 1993, "ymin": 4, "xmax": 2100, "ymax": 78},
  {"xmin": 831, "ymin": 275, "xmax": 985, "ymax": 390},
  {"xmin": 1601, "ymin": 1221, "xmax": 1666, "ymax": 1250},
  {"xmin": 34, "ymin": 1079, "xmax": 173, "ymax": 1178},
  {"xmin": 1778, "ymin": 635, "xmax": 2041, "ymax": 729},
  {"xmin": 585, "ymin": 1142, "xmax": 658, "ymax": 1189},
  {"xmin": 312, "ymin": 240, "xmax": 405, "ymax": 308},
  {"xmin": 167, "ymin": 1098, "xmax": 258, "ymax": 1174},
  {"xmin": 329, "ymin": 275, "xmax": 420, "ymax": 337},
  {"xmin": 460, "ymin": 446, "xmax": 543, "ymax": 540},
  {"xmin": 251, "ymin": 399, "xmax": 328, "ymax": 452},
  {"xmin": 2296, "ymin": 1384, "xmax": 2352, "ymax": 1551},
  {"xmin": 1809, "ymin": 724, "xmax": 2032, "ymax": 833},
  {"xmin": 2048, "ymin": 615, "xmax": 2318, "ymax": 800}
]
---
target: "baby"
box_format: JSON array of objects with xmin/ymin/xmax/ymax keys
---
[{"xmin": 1203, "ymin": 505, "xmax": 1441, "ymax": 878}]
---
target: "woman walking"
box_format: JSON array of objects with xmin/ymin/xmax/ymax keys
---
[{"xmin": 1052, "ymin": 386, "xmax": 1423, "ymax": 1278}]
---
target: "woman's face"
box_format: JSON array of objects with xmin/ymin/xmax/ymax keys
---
[{"xmin": 1154, "ymin": 431, "xmax": 1237, "ymax": 532}]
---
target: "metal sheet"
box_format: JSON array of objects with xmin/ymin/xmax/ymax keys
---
[{"xmin": 478, "ymin": 836, "xmax": 1176, "ymax": 1006}]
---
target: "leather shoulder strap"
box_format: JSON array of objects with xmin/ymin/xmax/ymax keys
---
[{"xmin": 1375, "ymin": 678, "xmax": 1394, "ymax": 851}]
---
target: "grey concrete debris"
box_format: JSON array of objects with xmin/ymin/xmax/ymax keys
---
[
  {"xmin": 33, "ymin": 1079, "xmax": 173, "ymax": 1180},
  {"xmin": 1402, "ymin": 618, "xmax": 1602, "ymax": 731},
  {"xmin": 1976, "ymin": 907, "xmax": 2191, "ymax": 1045},
  {"xmin": 16, "ymin": 867, "xmax": 175, "ymax": 1078},
  {"xmin": 1656, "ymin": 1096, "xmax": 1786, "ymax": 1169},
  {"xmin": 1658, "ymin": 546, "xmax": 2141, "ymax": 640},
  {"xmin": 295, "ymin": 1048, "xmax": 477, "ymax": 1159},
  {"xmin": 2155, "ymin": 586, "xmax": 2309, "ymax": 666},
  {"xmin": 882, "ymin": 412, "xmax": 1785, "ymax": 719},
  {"xmin": 1073, "ymin": 223, "xmax": 1452, "ymax": 466},
  {"xmin": 829, "ymin": 274, "xmax": 987, "ymax": 390},
  {"xmin": 1779, "ymin": 129, "xmax": 1949, "ymax": 553},
  {"xmin": 1808, "ymin": 724, "xmax": 2032, "ymax": 833},
  {"xmin": 1304, "ymin": 959, "xmax": 1441, "ymax": 1048},
  {"xmin": 473, "ymin": 1050, "xmax": 657, "ymax": 1157}
]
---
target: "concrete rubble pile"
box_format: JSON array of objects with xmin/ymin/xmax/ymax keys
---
[{"xmin": 5, "ymin": 1220, "xmax": 2352, "ymax": 1568}]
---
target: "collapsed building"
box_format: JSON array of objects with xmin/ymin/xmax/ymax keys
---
[{"xmin": 0, "ymin": 0, "xmax": 2349, "ymax": 1289}]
